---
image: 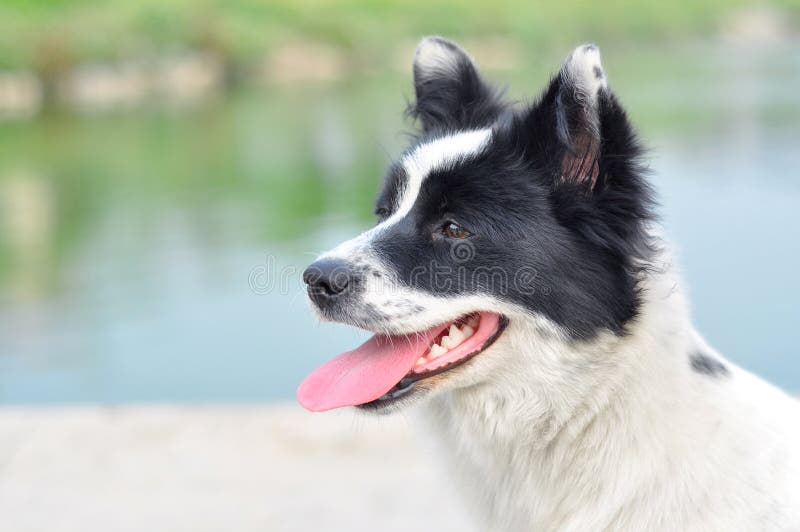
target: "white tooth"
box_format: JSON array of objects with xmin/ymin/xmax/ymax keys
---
[
  {"xmin": 448, "ymin": 324, "xmax": 465, "ymax": 343},
  {"xmin": 461, "ymin": 325, "xmax": 474, "ymax": 338},
  {"xmin": 416, "ymin": 357, "xmax": 427, "ymax": 366},
  {"xmin": 429, "ymin": 344, "xmax": 447, "ymax": 358},
  {"xmin": 441, "ymin": 335, "xmax": 459, "ymax": 349}
]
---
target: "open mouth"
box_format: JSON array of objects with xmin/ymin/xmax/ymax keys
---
[{"xmin": 297, "ymin": 311, "xmax": 507, "ymax": 412}]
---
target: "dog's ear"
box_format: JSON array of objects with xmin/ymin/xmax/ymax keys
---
[
  {"xmin": 512, "ymin": 45, "xmax": 652, "ymax": 251},
  {"xmin": 516, "ymin": 44, "xmax": 648, "ymax": 196},
  {"xmin": 408, "ymin": 36, "xmax": 504, "ymax": 134},
  {"xmin": 523, "ymin": 44, "xmax": 618, "ymax": 191}
]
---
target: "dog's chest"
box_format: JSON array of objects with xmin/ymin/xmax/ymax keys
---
[{"xmin": 422, "ymin": 398, "xmax": 626, "ymax": 530}]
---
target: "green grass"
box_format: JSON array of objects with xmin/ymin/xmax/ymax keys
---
[{"xmin": 1, "ymin": 0, "xmax": 798, "ymax": 71}]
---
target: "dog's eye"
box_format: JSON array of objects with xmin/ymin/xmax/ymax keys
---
[
  {"xmin": 442, "ymin": 222, "xmax": 472, "ymax": 239},
  {"xmin": 374, "ymin": 207, "xmax": 390, "ymax": 220}
]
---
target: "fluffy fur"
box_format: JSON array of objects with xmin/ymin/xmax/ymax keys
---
[{"xmin": 304, "ymin": 36, "xmax": 800, "ymax": 530}]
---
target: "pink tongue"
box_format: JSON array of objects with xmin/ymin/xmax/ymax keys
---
[{"xmin": 297, "ymin": 329, "xmax": 439, "ymax": 412}]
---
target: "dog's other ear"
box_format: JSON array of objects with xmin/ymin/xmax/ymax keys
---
[
  {"xmin": 408, "ymin": 36, "xmax": 504, "ymax": 134},
  {"xmin": 518, "ymin": 44, "xmax": 648, "ymax": 197},
  {"xmin": 513, "ymin": 44, "xmax": 652, "ymax": 253},
  {"xmin": 526, "ymin": 44, "xmax": 613, "ymax": 191}
]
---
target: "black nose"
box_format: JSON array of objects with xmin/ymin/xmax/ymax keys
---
[{"xmin": 303, "ymin": 258, "xmax": 353, "ymax": 304}]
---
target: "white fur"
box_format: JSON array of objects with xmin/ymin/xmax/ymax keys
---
[
  {"xmin": 412, "ymin": 250, "xmax": 800, "ymax": 531},
  {"xmin": 559, "ymin": 43, "xmax": 608, "ymax": 143},
  {"xmin": 564, "ymin": 43, "xmax": 607, "ymax": 106}
]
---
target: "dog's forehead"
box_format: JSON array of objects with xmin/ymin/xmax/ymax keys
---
[
  {"xmin": 324, "ymin": 128, "xmax": 493, "ymax": 258},
  {"xmin": 388, "ymin": 128, "xmax": 492, "ymax": 218},
  {"xmin": 401, "ymin": 128, "xmax": 492, "ymax": 182}
]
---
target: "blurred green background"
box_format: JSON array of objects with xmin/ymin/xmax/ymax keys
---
[{"xmin": 0, "ymin": 0, "xmax": 799, "ymax": 402}]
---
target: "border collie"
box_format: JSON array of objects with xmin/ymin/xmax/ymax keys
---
[{"xmin": 297, "ymin": 37, "xmax": 800, "ymax": 530}]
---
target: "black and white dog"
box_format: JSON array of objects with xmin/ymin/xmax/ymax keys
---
[{"xmin": 298, "ymin": 37, "xmax": 800, "ymax": 530}]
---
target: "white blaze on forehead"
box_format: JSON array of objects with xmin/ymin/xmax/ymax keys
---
[
  {"xmin": 388, "ymin": 128, "xmax": 492, "ymax": 226},
  {"xmin": 318, "ymin": 128, "xmax": 491, "ymax": 261}
]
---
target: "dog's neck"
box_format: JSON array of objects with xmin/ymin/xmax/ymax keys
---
[{"xmin": 420, "ymin": 257, "xmax": 717, "ymax": 529}]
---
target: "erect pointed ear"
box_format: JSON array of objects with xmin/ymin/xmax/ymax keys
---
[
  {"xmin": 408, "ymin": 36, "xmax": 504, "ymax": 134},
  {"xmin": 524, "ymin": 44, "xmax": 621, "ymax": 192},
  {"xmin": 514, "ymin": 45, "xmax": 653, "ymax": 257}
]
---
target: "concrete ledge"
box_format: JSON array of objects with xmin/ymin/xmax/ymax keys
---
[{"xmin": 0, "ymin": 404, "xmax": 475, "ymax": 532}]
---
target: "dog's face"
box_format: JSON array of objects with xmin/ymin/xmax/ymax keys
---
[{"xmin": 298, "ymin": 37, "xmax": 652, "ymax": 414}]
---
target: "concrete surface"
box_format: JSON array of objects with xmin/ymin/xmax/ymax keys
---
[{"xmin": 0, "ymin": 404, "xmax": 476, "ymax": 532}]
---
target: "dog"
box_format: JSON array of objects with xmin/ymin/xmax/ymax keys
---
[{"xmin": 297, "ymin": 36, "xmax": 800, "ymax": 530}]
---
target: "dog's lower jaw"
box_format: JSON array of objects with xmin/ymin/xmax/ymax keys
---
[{"xmin": 417, "ymin": 261, "xmax": 800, "ymax": 531}]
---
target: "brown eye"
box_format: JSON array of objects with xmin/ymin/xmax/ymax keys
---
[{"xmin": 442, "ymin": 222, "xmax": 471, "ymax": 239}]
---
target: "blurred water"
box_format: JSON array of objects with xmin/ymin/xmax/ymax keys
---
[{"xmin": 0, "ymin": 44, "xmax": 798, "ymax": 403}]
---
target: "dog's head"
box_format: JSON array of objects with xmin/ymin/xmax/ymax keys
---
[{"xmin": 298, "ymin": 37, "xmax": 654, "ymax": 414}]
